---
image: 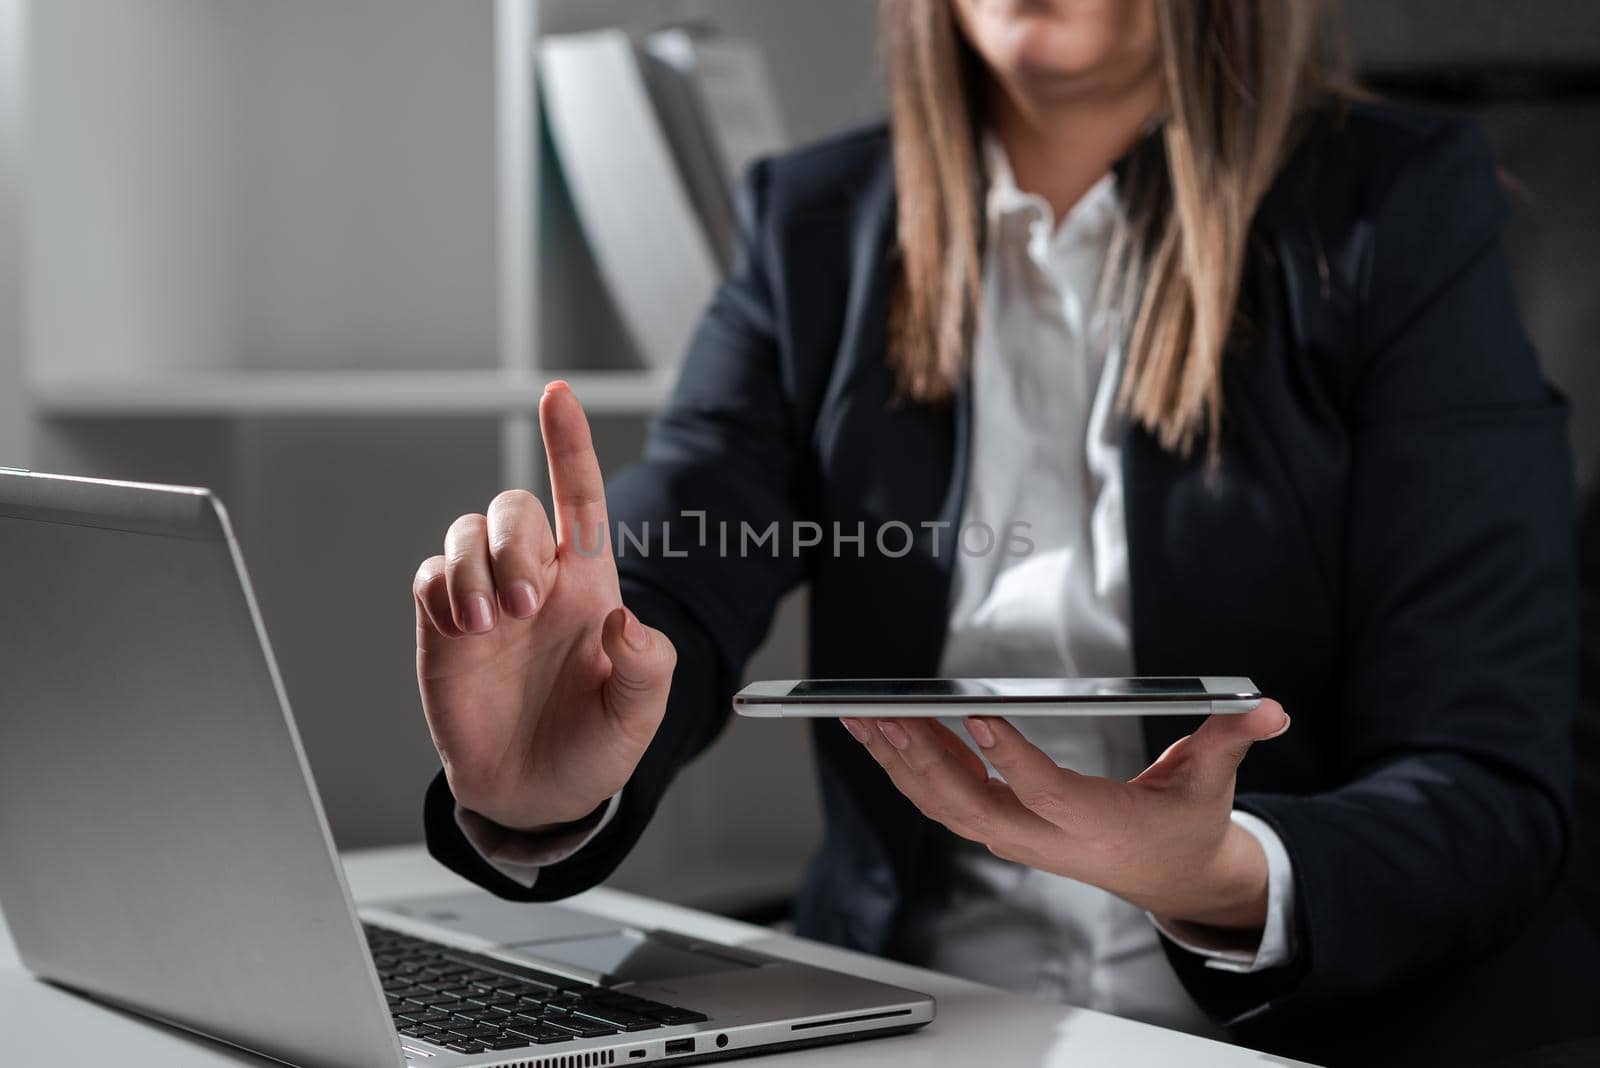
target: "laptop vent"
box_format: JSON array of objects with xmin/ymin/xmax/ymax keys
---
[{"xmin": 496, "ymin": 1051, "xmax": 615, "ymax": 1068}]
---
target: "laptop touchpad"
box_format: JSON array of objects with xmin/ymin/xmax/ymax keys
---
[{"xmin": 507, "ymin": 930, "xmax": 756, "ymax": 983}]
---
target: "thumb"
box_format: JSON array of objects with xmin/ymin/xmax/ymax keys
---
[
  {"xmin": 1140, "ymin": 699, "xmax": 1290, "ymax": 796},
  {"xmin": 599, "ymin": 606, "xmax": 676, "ymax": 725},
  {"xmin": 1181, "ymin": 698, "xmax": 1290, "ymax": 795}
]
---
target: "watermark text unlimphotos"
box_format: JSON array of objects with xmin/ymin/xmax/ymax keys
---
[{"xmin": 564, "ymin": 511, "xmax": 1035, "ymax": 560}]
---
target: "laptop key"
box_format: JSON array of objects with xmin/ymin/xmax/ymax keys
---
[
  {"xmin": 413, "ymin": 979, "xmax": 460, "ymax": 993},
  {"xmin": 547, "ymin": 1017, "xmax": 621, "ymax": 1038},
  {"xmin": 504, "ymin": 1023, "xmax": 577, "ymax": 1044},
  {"xmin": 485, "ymin": 1035, "xmax": 535, "ymax": 1050},
  {"xmin": 574, "ymin": 1008, "xmax": 662, "ymax": 1032},
  {"xmin": 442, "ymin": 1040, "xmax": 486, "ymax": 1054},
  {"xmin": 492, "ymin": 985, "xmax": 538, "ymax": 1002},
  {"xmin": 544, "ymin": 990, "xmax": 585, "ymax": 1007},
  {"xmin": 395, "ymin": 1011, "xmax": 452, "ymax": 1026},
  {"xmin": 454, "ymin": 1016, "xmax": 502, "ymax": 1036}
]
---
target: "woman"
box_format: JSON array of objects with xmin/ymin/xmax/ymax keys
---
[{"xmin": 412, "ymin": 1, "xmax": 1599, "ymax": 1061}]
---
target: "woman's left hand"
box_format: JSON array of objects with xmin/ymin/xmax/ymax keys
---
[{"xmin": 841, "ymin": 701, "xmax": 1291, "ymax": 933}]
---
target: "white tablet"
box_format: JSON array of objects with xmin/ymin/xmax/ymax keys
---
[{"xmin": 733, "ymin": 676, "xmax": 1262, "ymax": 718}]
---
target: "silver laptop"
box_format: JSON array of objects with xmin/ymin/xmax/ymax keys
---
[{"xmin": 0, "ymin": 470, "xmax": 934, "ymax": 1068}]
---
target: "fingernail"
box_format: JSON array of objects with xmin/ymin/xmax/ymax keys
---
[
  {"xmin": 466, "ymin": 594, "xmax": 494, "ymax": 633},
  {"xmin": 621, "ymin": 607, "xmax": 647, "ymax": 651},
  {"xmin": 841, "ymin": 718, "xmax": 872, "ymax": 743},
  {"xmin": 878, "ymin": 720, "xmax": 909, "ymax": 750},
  {"xmin": 965, "ymin": 717, "xmax": 996, "ymax": 749},
  {"xmin": 545, "ymin": 379, "xmax": 570, "ymax": 394},
  {"xmin": 1267, "ymin": 712, "xmax": 1291, "ymax": 739},
  {"xmin": 504, "ymin": 581, "xmax": 538, "ymax": 619}
]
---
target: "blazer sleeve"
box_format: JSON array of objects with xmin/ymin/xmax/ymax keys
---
[
  {"xmin": 424, "ymin": 159, "xmax": 812, "ymax": 901},
  {"xmin": 1174, "ymin": 121, "xmax": 1579, "ymax": 1021}
]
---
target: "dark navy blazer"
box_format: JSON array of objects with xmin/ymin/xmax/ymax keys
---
[{"xmin": 427, "ymin": 100, "xmax": 1600, "ymax": 1063}]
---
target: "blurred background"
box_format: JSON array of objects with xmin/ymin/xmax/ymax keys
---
[{"xmin": 0, "ymin": 0, "xmax": 1596, "ymax": 923}]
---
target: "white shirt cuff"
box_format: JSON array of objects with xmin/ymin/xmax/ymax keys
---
[
  {"xmin": 1148, "ymin": 809, "xmax": 1298, "ymax": 973},
  {"xmin": 454, "ymin": 792, "xmax": 622, "ymax": 889}
]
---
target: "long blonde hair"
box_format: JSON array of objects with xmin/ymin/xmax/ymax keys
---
[{"xmin": 883, "ymin": 0, "xmax": 1342, "ymax": 454}]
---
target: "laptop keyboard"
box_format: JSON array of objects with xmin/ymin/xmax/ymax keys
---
[{"xmin": 364, "ymin": 923, "xmax": 708, "ymax": 1056}]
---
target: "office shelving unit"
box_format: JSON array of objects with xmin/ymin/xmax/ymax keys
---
[
  {"xmin": 16, "ymin": 0, "xmax": 879, "ymax": 468},
  {"xmin": 20, "ymin": 0, "xmax": 619, "ymax": 491}
]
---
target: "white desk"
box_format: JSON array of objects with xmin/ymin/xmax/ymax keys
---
[{"xmin": 0, "ymin": 844, "xmax": 1310, "ymax": 1067}]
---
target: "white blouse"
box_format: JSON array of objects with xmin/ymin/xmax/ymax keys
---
[{"xmin": 922, "ymin": 139, "xmax": 1294, "ymax": 1036}]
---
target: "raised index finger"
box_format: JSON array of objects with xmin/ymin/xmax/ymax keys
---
[{"xmin": 539, "ymin": 381, "xmax": 610, "ymax": 557}]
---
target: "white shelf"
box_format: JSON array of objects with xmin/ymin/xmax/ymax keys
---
[{"xmin": 29, "ymin": 368, "xmax": 676, "ymax": 418}]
